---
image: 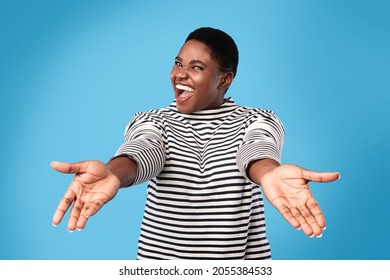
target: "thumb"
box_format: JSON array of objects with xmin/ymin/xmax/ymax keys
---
[
  {"xmin": 301, "ymin": 168, "xmax": 341, "ymax": 183},
  {"xmin": 50, "ymin": 161, "xmax": 89, "ymax": 174}
]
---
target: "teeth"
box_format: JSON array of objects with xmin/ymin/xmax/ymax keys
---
[{"xmin": 176, "ymin": 84, "xmax": 195, "ymax": 92}]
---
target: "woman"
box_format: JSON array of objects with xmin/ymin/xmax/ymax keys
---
[{"xmin": 51, "ymin": 27, "xmax": 340, "ymax": 259}]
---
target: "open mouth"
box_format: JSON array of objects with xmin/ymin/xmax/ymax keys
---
[{"xmin": 176, "ymin": 84, "xmax": 195, "ymax": 101}]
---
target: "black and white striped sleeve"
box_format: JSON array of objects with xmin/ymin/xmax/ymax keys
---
[
  {"xmin": 236, "ymin": 109, "xmax": 284, "ymax": 181},
  {"xmin": 113, "ymin": 112, "xmax": 166, "ymax": 186}
]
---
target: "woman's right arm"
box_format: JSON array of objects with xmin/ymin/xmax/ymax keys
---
[
  {"xmin": 51, "ymin": 157, "xmax": 137, "ymax": 232},
  {"xmin": 107, "ymin": 156, "xmax": 137, "ymax": 188}
]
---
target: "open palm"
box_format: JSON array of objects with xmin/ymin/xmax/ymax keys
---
[
  {"xmin": 51, "ymin": 160, "xmax": 120, "ymax": 232},
  {"xmin": 261, "ymin": 164, "xmax": 339, "ymax": 237}
]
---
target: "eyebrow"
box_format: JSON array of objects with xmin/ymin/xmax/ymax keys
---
[{"xmin": 175, "ymin": 56, "xmax": 207, "ymax": 67}]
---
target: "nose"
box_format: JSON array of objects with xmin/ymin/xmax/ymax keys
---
[{"xmin": 175, "ymin": 66, "xmax": 189, "ymax": 80}]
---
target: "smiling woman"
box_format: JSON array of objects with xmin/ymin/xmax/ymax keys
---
[
  {"xmin": 171, "ymin": 40, "xmax": 233, "ymax": 113},
  {"xmin": 51, "ymin": 27, "xmax": 340, "ymax": 260},
  {"xmin": 1, "ymin": 0, "xmax": 389, "ymax": 263},
  {"xmin": 171, "ymin": 27, "xmax": 238, "ymax": 114}
]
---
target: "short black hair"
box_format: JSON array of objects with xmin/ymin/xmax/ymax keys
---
[{"xmin": 185, "ymin": 27, "xmax": 239, "ymax": 77}]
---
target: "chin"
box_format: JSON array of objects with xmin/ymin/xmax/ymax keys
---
[{"xmin": 177, "ymin": 106, "xmax": 194, "ymax": 114}]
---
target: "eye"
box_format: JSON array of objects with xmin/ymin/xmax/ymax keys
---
[
  {"xmin": 174, "ymin": 60, "xmax": 182, "ymax": 68},
  {"xmin": 192, "ymin": 65, "xmax": 204, "ymax": 71}
]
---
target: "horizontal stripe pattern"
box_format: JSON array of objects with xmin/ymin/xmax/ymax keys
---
[{"xmin": 114, "ymin": 98, "xmax": 284, "ymax": 259}]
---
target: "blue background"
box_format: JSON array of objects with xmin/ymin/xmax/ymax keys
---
[{"xmin": 1, "ymin": 0, "xmax": 389, "ymax": 260}]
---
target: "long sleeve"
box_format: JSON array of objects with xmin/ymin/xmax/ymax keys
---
[
  {"xmin": 114, "ymin": 112, "xmax": 166, "ymax": 186},
  {"xmin": 236, "ymin": 109, "xmax": 284, "ymax": 181}
]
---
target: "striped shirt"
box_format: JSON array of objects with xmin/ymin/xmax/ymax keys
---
[{"xmin": 114, "ymin": 97, "xmax": 284, "ymax": 259}]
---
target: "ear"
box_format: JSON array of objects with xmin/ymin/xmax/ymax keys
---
[{"xmin": 218, "ymin": 72, "xmax": 234, "ymax": 90}]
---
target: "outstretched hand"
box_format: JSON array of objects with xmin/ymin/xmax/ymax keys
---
[
  {"xmin": 258, "ymin": 162, "xmax": 340, "ymax": 237},
  {"xmin": 51, "ymin": 160, "xmax": 121, "ymax": 232}
]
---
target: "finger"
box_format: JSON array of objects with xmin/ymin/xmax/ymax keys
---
[
  {"xmin": 298, "ymin": 204, "xmax": 322, "ymax": 237},
  {"xmin": 274, "ymin": 198, "xmax": 322, "ymax": 236},
  {"xmin": 76, "ymin": 199, "xmax": 105, "ymax": 230},
  {"xmin": 307, "ymin": 197, "xmax": 326, "ymax": 229},
  {"xmin": 85, "ymin": 198, "xmax": 106, "ymax": 218},
  {"xmin": 76, "ymin": 200, "xmax": 94, "ymax": 230},
  {"xmin": 290, "ymin": 207, "xmax": 313, "ymax": 236},
  {"xmin": 52, "ymin": 188, "xmax": 76, "ymax": 226},
  {"xmin": 50, "ymin": 161, "xmax": 89, "ymax": 175},
  {"xmin": 75, "ymin": 212, "xmax": 89, "ymax": 231},
  {"xmin": 272, "ymin": 197, "xmax": 301, "ymax": 229},
  {"xmin": 277, "ymin": 205, "xmax": 301, "ymax": 229},
  {"xmin": 67, "ymin": 199, "xmax": 84, "ymax": 232},
  {"xmin": 301, "ymin": 168, "xmax": 341, "ymax": 183}
]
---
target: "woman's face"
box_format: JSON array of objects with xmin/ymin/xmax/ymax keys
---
[{"xmin": 170, "ymin": 40, "xmax": 232, "ymax": 113}]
